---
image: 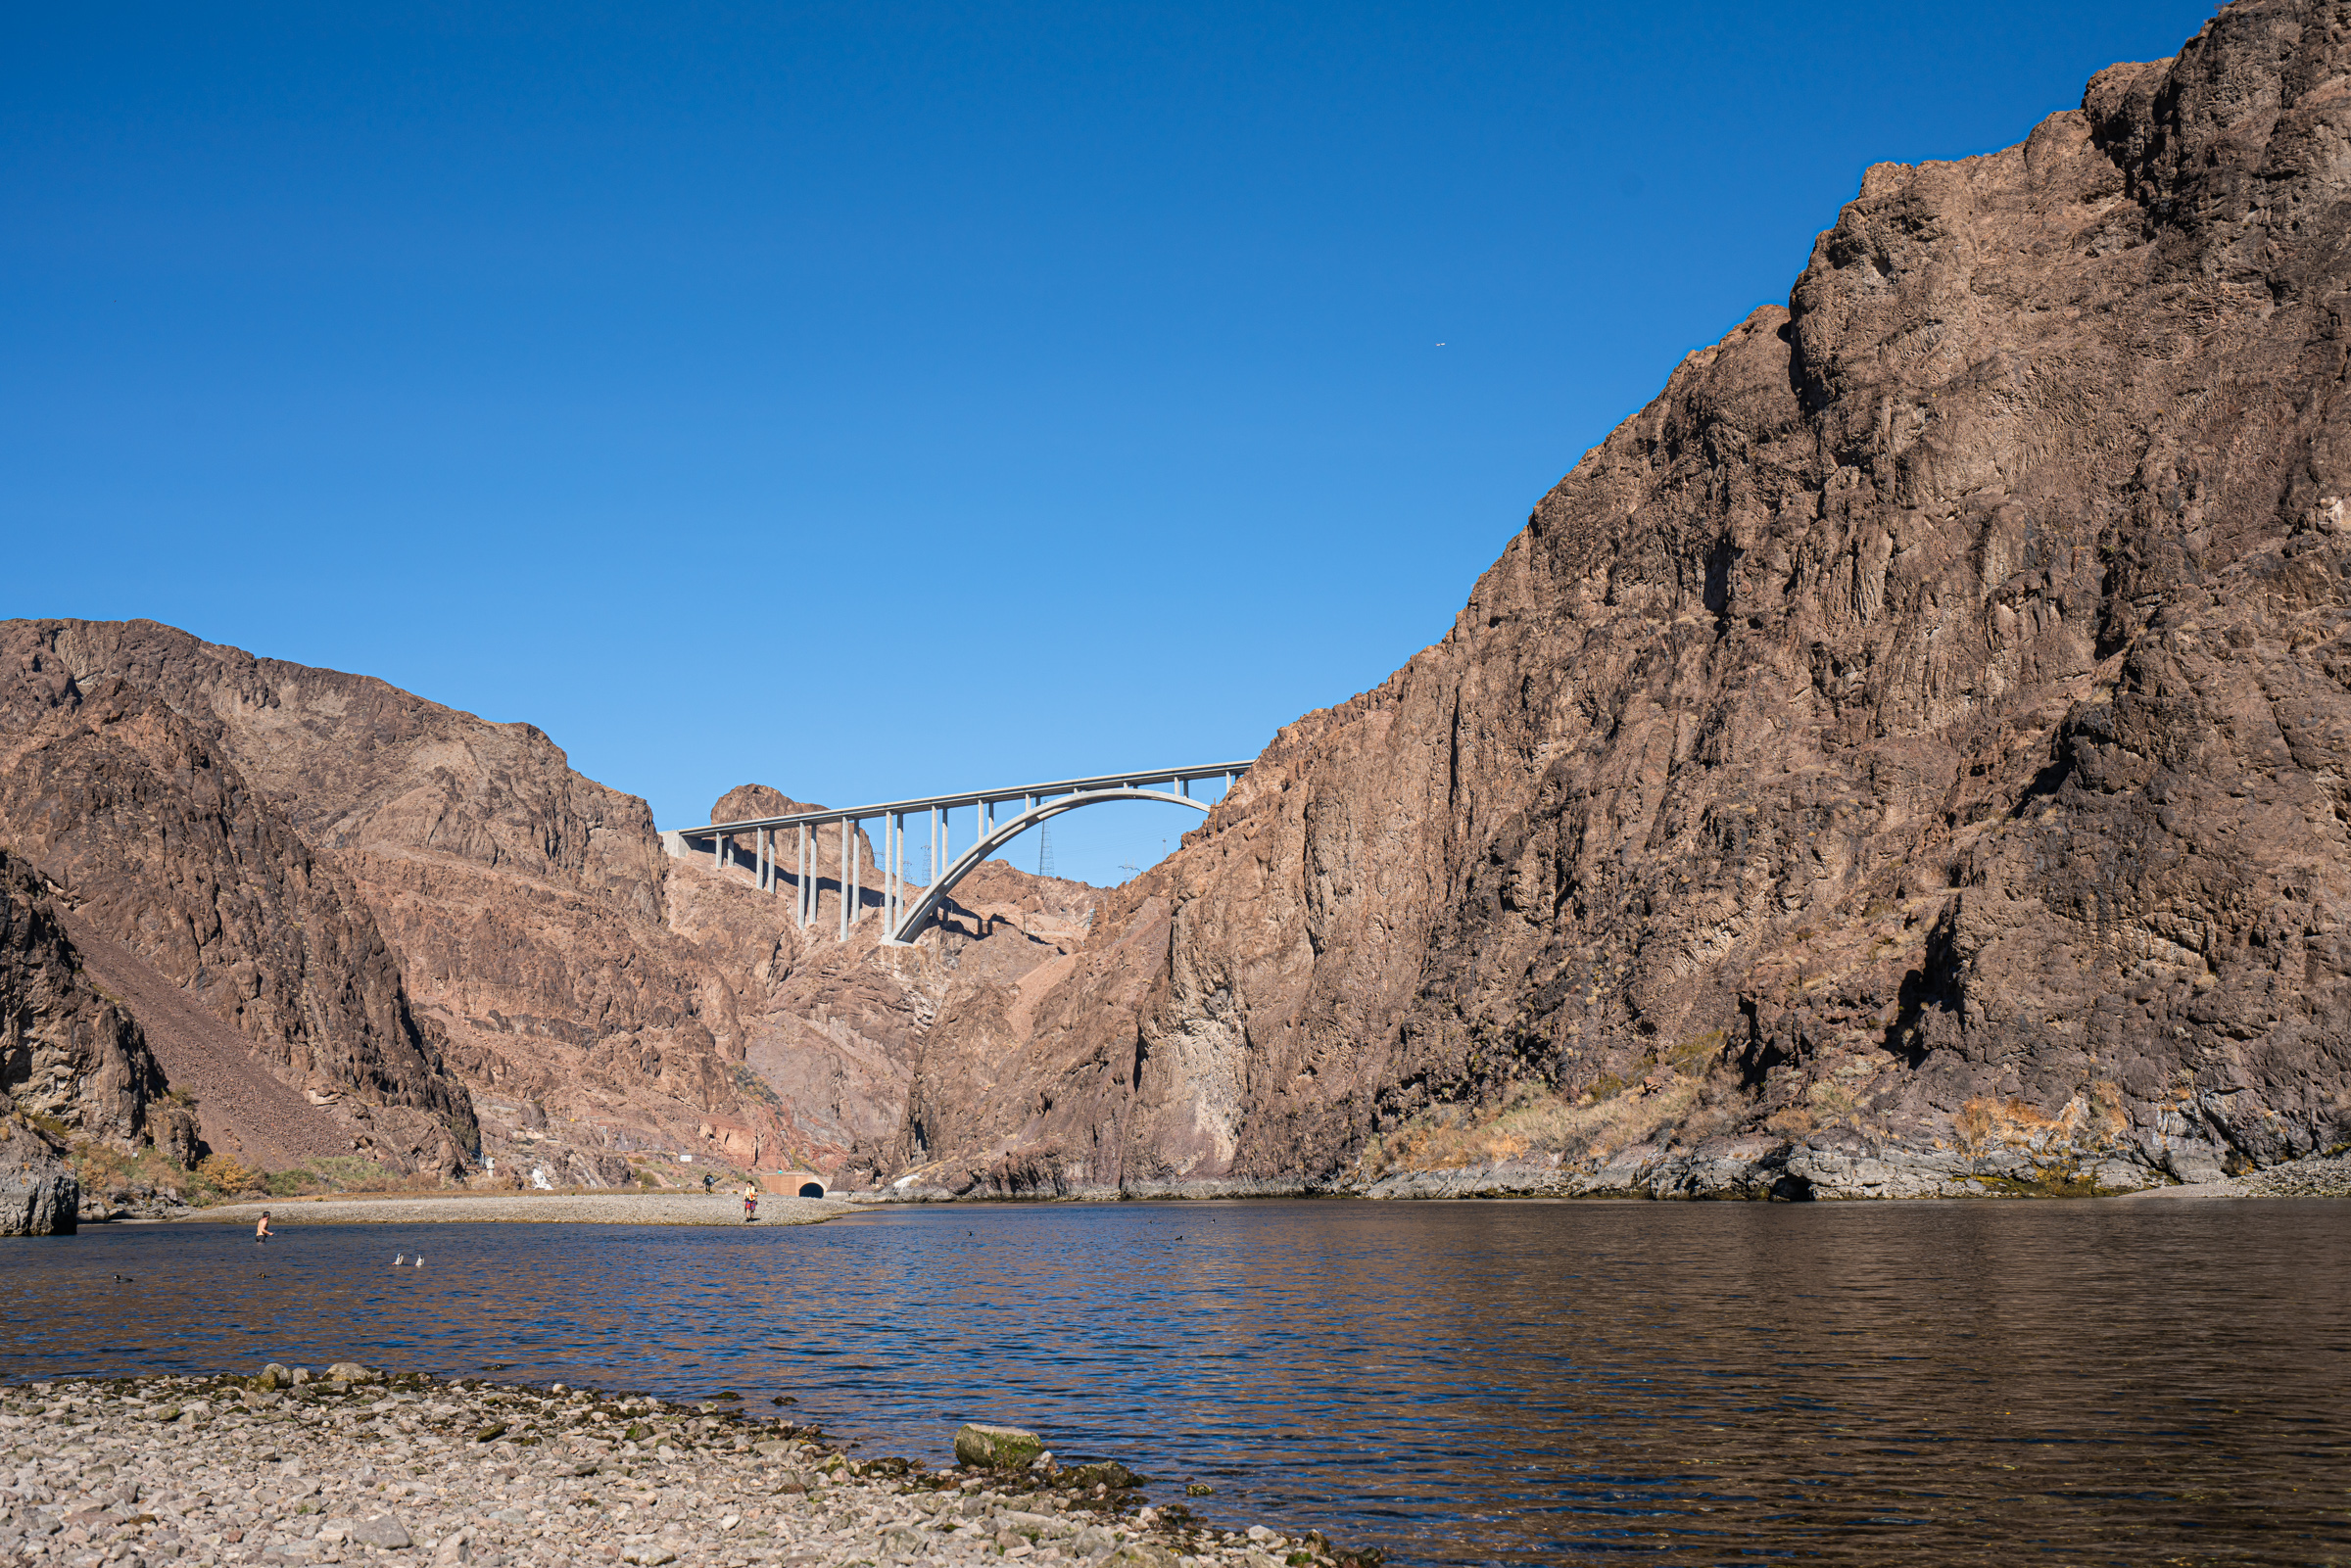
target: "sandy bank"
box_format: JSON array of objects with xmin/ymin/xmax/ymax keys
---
[
  {"xmin": 184, "ymin": 1193, "xmax": 853, "ymax": 1227},
  {"xmin": 0, "ymin": 1371, "xmax": 1351, "ymax": 1568}
]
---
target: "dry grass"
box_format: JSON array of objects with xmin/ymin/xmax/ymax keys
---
[
  {"xmin": 70, "ymin": 1138, "xmax": 196, "ymax": 1204},
  {"xmin": 1362, "ymin": 1074, "xmax": 1708, "ymax": 1176},
  {"xmin": 1953, "ymin": 1084, "xmax": 2130, "ymax": 1158}
]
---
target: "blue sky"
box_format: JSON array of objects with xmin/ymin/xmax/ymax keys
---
[{"xmin": 5, "ymin": 1, "xmax": 2219, "ymax": 885}]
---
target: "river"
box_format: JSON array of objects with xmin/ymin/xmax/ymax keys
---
[{"xmin": 4, "ymin": 1198, "xmax": 2346, "ymax": 1564}]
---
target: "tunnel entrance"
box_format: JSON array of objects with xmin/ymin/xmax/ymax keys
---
[{"xmin": 797, "ymin": 1181, "xmax": 826, "ymax": 1199}]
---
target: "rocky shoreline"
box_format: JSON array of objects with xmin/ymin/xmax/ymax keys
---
[
  {"xmin": 868, "ymin": 1141, "xmax": 2351, "ymax": 1204},
  {"xmin": 0, "ymin": 1369, "xmax": 1367, "ymax": 1568}
]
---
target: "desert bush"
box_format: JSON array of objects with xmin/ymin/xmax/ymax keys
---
[{"xmin": 196, "ymin": 1154, "xmax": 263, "ymax": 1195}]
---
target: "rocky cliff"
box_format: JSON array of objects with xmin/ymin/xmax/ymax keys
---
[{"xmin": 884, "ymin": 0, "xmax": 2351, "ymax": 1200}]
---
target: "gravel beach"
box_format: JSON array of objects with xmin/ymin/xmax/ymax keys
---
[
  {"xmin": 0, "ymin": 1371, "xmax": 1353, "ymax": 1568},
  {"xmin": 186, "ymin": 1196, "xmax": 851, "ymax": 1228}
]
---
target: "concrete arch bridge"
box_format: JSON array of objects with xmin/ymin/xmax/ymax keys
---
[{"xmin": 663, "ymin": 762, "xmax": 1249, "ymax": 945}]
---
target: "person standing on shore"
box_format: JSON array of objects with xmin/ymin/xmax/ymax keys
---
[
  {"xmin": 255, "ymin": 1212, "xmax": 273, "ymax": 1241},
  {"xmin": 743, "ymin": 1183, "xmax": 758, "ymax": 1222}
]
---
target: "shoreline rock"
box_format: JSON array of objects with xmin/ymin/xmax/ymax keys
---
[{"xmin": 0, "ymin": 1370, "xmax": 1376, "ymax": 1568}]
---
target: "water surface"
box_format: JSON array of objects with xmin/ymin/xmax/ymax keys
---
[{"xmin": 4, "ymin": 1199, "xmax": 2346, "ymax": 1565}]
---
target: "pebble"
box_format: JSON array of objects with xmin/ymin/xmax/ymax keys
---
[{"xmin": 0, "ymin": 1372, "xmax": 1360, "ymax": 1568}]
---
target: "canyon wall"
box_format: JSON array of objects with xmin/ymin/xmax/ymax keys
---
[
  {"xmin": 0, "ymin": 619, "xmax": 1097, "ymax": 1191},
  {"xmin": 884, "ymin": 0, "xmax": 2351, "ymax": 1200}
]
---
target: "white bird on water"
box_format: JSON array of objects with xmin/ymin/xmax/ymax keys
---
[
  {"xmin": 395, "ymin": 1254, "xmax": 406, "ymax": 1265},
  {"xmin": 414, "ymin": 1256, "xmax": 424, "ymax": 1267}
]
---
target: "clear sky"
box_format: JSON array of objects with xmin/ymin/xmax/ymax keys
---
[{"xmin": 5, "ymin": 1, "xmax": 2220, "ymax": 885}]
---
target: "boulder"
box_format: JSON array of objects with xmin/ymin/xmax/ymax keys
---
[
  {"xmin": 954, "ymin": 1422, "xmax": 1044, "ymax": 1468},
  {"xmin": 326, "ymin": 1362, "xmax": 378, "ymax": 1383},
  {"xmin": 351, "ymin": 1515, "xmax": 412, "ymax": 1548},
  {"xmin": 1104, "ymin": 1546, "xmax": 1178, "ymax": 1568}
]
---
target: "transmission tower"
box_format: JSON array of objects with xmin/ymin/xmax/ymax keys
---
[{"xmin": 1038, "ymin": 825, "xmax": 1055, "ymax": 879}]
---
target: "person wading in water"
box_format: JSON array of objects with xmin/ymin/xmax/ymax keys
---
[{"xmin": 255, "ymin": 1212, "xmax": 273, "ymax": 1242}]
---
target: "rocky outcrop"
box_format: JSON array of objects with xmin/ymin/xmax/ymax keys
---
[
  {"xmin": 0, "ymin": 1117, "xmax": 78, "ymax": 1236},
  {"xmin": 884, "ymin": 0, "xmax": 2351, "ymax": 1200},
  {"xmin": 0, "ymin": 847, "xmax": 165, "ymax": 1154}
]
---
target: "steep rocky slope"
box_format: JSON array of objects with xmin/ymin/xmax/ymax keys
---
[
  {"xmin": 0, "ymin": 644, "xmax": 475, "ymax": 1174},
  {"xmin": 887, "ymin": 0, "xmax": 2351, "ymax": 1200}
]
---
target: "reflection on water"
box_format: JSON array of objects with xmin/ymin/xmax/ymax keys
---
[{"xmin": 4, "ymin": 1199, "xmax": 2348, "ymax": 1565}]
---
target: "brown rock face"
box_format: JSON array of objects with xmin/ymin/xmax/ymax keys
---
[
  {"xmin": 892, "ymin": 0, "xmax": 2351, "ymax": 1199},
  {"xmin": 0, "ymin": 637, "xmax": 475, "ymax": 1173}
]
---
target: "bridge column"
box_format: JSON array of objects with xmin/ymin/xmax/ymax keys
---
[
  {"xmin": 849, "ymin": 818, "xmax": 862, "ymax": 926},
  {"xmin": 757, "ymin": 828, "xmax": 769, "ymax": 891},
  {"xmin": 799, "ymin": 825, "xmax": 811, "ymax": 927},
  {"xmin": 713, "ymin": 832, "xmax": 722, "ymax": 872},
  {"xmin": 839, "ymin": 819, "xmax": 850, "ymax": 941}
]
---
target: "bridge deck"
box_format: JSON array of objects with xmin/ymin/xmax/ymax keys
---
[{"xmin": 669, "ymin": 761, "xmax": 1254, "ymax": 835}]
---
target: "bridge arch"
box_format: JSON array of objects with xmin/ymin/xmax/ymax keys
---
[{"xmin": 889, "ymin": 788, "xmax": 1206, "ymax": 943}]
